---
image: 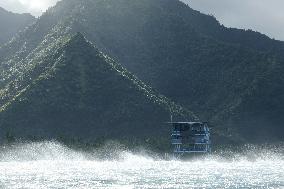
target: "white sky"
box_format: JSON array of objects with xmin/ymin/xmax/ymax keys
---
[
  {"xmin": 0, "ymin": 0, "xmax": 283, "ymax": 41},
  {"xmin": 182, "ymin": 0, "xmax": 284, "ymax": 41},
  {"xmin": 0, "ymin": 0, "xmax": 58, "ymax": 16}
]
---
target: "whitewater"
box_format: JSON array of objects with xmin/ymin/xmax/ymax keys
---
[{"xmin": 0, "ymin": 142, "xmax": 283, "ymax": 189}]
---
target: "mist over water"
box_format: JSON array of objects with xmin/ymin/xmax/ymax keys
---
[{"xmin": 0, "ymin": 141, "xmax": 283, "ymax": 189}]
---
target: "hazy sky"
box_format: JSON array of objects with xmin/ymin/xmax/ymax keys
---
[
  {"xmin": 0, "ymin": 0, "xmax": 283, "ymax": 41},
  {"xmin": 183, "ymin": 0, "xmax": 284, "ymax": 41},
  {"xmin": 0, "ymin": 0, "xmax": 58, "ymax": 16}
]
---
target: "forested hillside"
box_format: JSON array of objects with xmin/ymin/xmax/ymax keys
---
[
  {"xmin": 0, "ymin": 32, "xmax": 194, "ymax": 142},
  {"xmin": 0, "ymin": 0, "xmax": 283, "ymax": 143}
]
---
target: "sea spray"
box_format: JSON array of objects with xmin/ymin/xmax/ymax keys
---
[
  {"xmin": 0, "ymin": 141, "xmax": 86, "ymax": 162},
  {"xmin": 0, "ymin": 141, "xmax": 283, "ymax": 189}
]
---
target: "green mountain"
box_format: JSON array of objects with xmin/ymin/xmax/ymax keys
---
[
  {"xmin": 0, "ymin": 0, "xmax": 283, "ymax": 143},
  {"xmin": 0, "ymin": 7, "xmax": 35, "ymax": 46},
  {"xmin": 0, "ymin": 32, "xmax": 194, "ymax": 141}
]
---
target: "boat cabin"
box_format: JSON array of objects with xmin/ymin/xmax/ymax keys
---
[{"xmin": 169, "ymin": 122, "xmax": 211, "ymax": 157}]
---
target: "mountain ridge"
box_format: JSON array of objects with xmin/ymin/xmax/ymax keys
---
[
  {"xmin": 0, "ymin": 7, "xmax": 35, "ymax": 46},
  {"xmin": 0, "ymin": 32, "xmax": 196, "ymax": 142},
  {"xmin": 0, "ymin": 0, "xmax": 283, "ymax": 143}
]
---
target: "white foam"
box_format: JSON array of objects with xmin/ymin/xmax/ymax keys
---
[{"xmin": 0, "ymin": 142, "xmax": 283, "ymax": 189}]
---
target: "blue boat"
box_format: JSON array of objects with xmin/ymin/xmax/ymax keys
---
[{"xmin": 169, "ymin": 122, "xmax": 211, "ymax": 158}]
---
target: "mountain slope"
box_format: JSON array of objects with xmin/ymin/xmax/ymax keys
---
[
  {"xmin": 0, "ymin": 33, "xmax": 195, "ymax": 141},
  {"xmin": 0, "ymin": 7, "xmax": 35, "ymax": 46},
  {"xmin": 179, "ymin": 0, "xmax": 284, "ymax": 59},
  {"xmin": 0, "ymin": 0, "xmax": 283, "ymax": 143}
]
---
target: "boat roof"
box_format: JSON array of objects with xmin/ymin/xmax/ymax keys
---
[
  {"xmin": 167, "ymin": 121, "xmax": 211, "ymax": 127},
  {"xmin": 167, "ymin": 122, "xmax": 205, "ymax": 125}
]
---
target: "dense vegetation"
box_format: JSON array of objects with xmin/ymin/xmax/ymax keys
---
[
  {"xmin": 0, "ymin": 32, "xmax": 195, "ymax": 142},
  {"xmin": 0, "ymin": 0, "xmax": 283, "ymax": 145},
  {"xmin": 0, "ymin": 7, "xmax": 35, "ymax": 46}
]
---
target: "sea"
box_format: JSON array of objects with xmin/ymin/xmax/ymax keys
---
[{"xmin": 0, "ymin": 141, "xmax": 283, "ymax": 189}]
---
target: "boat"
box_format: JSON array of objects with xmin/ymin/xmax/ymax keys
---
[{"xmin": 169, "ymin": 121, "xmax": 212, "ymax": 159}]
